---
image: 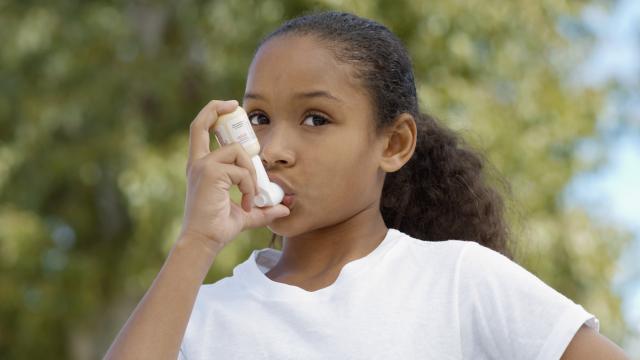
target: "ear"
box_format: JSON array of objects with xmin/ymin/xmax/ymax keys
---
[{"xmin": 379, "ymin": 113, "xmax": 417, "ymax": 173}]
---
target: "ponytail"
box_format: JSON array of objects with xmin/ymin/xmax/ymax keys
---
[{"xmin": 381, "ymin": 113, "xmax": 512, "ymax": 257}]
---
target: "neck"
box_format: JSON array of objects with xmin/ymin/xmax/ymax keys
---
[{"xmin": 268, "ymin": 200, "xmax": 389, "ymax": 279}]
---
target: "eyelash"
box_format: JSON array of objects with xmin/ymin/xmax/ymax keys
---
[{"xmin": 247, "ymin": 111, "xmax": 331, "ymax": 127}]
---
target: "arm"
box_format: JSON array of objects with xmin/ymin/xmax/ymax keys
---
[
  {"xmin": 103, "ymin": 235, "xmax": 222, "ymax": 360},
  {"xmin": 560, "ymin": 325, "xmax": 629, "ymax": 360},
  {"xmin": 102, "ymin": 99, "xmax": 290, "ymax": 359}
]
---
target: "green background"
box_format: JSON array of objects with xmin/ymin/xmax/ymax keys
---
[{"xmin": 0, "ymin": 0, "xmax": 633, "ymax": 358}]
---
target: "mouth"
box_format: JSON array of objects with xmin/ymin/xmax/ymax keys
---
[
  {"xmin": 281, "ymin": 194, "xmax": 296, "ymax": 209},
  {"xmin": 267, "ymin": 174, "xmax": 295, "ymax": 209}
]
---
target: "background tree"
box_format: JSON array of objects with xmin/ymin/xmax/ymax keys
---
[{"xmin": 0, "ymin": 0, "xmax": 631, "ymax": 358}]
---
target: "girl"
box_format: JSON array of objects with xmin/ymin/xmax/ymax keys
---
[{"xmin": 105, "ymin": 11, "xmax": 628, "ymax": 359}]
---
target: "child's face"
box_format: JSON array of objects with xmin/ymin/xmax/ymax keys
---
[{"xmin": 243, "ymin": 35, "xmax": 387, "ymax": 238}]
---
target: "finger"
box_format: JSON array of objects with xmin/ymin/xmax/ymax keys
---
[
  {"xmin": 213, "ymin": 163, "xmax": 256, "ymax": 209},
  {"xmin": 187, "ymin": 99, "xmax": 239, "ymax": 167},
  {"xmin": 207, "ymin": 142, "xmax": 258, "ymax": 196},
  {"xmin": 243, "ymin": 204, "xmax": 290, "ymax": 229}
]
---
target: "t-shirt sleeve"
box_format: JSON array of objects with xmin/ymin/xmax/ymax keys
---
[{"xmin": 457, "ymin": 241, "xmax": 599, "ymax": 360}]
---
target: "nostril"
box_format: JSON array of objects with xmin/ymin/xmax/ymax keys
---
[{"xmin": 261, "ymin": 153, "xmax": 293, "ymax": 168}]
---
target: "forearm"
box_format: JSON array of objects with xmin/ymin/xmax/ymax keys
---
[{"xmin": 103, "ymin": 235, "xmax": 222, "ymax": 360}]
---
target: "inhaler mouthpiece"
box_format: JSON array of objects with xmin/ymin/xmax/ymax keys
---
[{"xmin": 251, "ymin": 155, "xmax": 284, "ymax": 207}]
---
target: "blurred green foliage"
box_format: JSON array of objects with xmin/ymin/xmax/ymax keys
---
[{"xmin": 0, "ymin": 0, "xmax": 632, "ymax": 358}]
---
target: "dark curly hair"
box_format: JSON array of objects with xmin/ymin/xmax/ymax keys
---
[{"xmin": 260, "ymin": 11, "xmax": 514, "ymax": 257}]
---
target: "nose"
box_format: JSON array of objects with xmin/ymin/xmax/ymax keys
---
[{"xmin": 259, "ymin": 126, "xmax": 295, "ymax": 170}]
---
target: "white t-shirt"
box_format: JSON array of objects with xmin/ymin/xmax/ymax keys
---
[{"xmin": 178, "ymin": 228, "xmax": 599, "ymax": 359}]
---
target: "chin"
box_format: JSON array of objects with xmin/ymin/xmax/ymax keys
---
[
  {"xmin": 266, "ymin": 222, "xmax": 293, "ymax": 238},
  {"xmin": 266, "ymin": 215, "xmax": 305, "ymax": 238}
]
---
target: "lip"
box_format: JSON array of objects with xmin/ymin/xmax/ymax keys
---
[
  {"xmin": 282, "ymin": 194, "xmax": 296, "ymax": 209},
  {"xmin": 267, "ymin": 174, "xmax": 295, "ymax": 196}
]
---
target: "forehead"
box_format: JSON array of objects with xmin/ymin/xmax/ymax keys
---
[{"xmin": 246, "ymin": 35, "xmax": 362, "ymax": 97}]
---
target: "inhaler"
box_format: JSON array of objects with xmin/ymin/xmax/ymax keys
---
[{"xmin": 214, "ymin": 106, "xmax": 284, "ymax": 207}]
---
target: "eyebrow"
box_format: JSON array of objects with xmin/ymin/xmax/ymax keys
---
[{"xmin": 243, "ymin": 90, "xmax": 343, "ymax": 103}]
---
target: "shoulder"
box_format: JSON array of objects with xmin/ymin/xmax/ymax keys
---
[
  {"xmin": 190, "ymin": 276, "xmax": 244, "ymax": 315},
  {"xmin": 196, "ymin": 276, "xmax": 241, "ymax": 301},
  {"xmin": 394, "ymin": 229, "xmax": 471, "ymax": 264},
  {"xmin": 396, "ymin": 233, "xmax": 597, "ymax": 317},
  {"xmin": 392, "ymin": 230, "xmax": 507, "ymax": 277},
  {"xmin": 389, "ymin": 230, "xmax": 479, "ymax": 288}
]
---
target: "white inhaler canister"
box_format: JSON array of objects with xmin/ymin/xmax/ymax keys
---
[{"xmin": 214, "ymin": 106, "xmax": 284, "ymax": 207}]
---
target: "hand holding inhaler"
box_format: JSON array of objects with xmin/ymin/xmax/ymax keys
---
[
  {"xmin": 214, "ymin": 106, "xmax": 285, "ymax": 207},
  {"xmin": 180, "ymin": 100, "xmax": 289, "ymax": 252}
]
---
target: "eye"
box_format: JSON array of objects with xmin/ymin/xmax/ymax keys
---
[
  {"xmin": 248, "ymin": 112, "xmax": 269, "ymax": 125},
  {"xmin": 302, "ymin": 112, "xmax": 331, "ymax": 127}
]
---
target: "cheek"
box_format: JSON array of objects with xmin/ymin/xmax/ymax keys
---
[
  {"xmin": 267, "ymin": 154, "xmax": 377, "ymax": 237},
  {"xmin": 304, "ymin": 145, "xmax": 374, "ymax": 207}
]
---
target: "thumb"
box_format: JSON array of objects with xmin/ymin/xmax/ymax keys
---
[{"xmin": 244, "ymin": 204, "xmax": 290, "ymax": 228}]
